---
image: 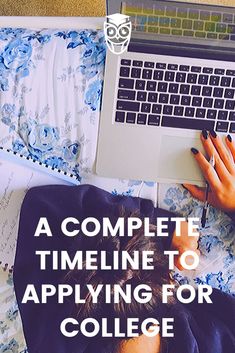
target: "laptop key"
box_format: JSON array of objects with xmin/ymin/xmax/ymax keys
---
[
  {"xmin": 137, "ymin": 91, "xmax": 147, "ymax": 101},
  {"xmin": 200, "ymin": 11, "xmax": 210, "ymax": 21},
  {"xmin": 156, "ymin": 63, "xmax": 166, "ymax": 69},
  {"xmin": 117, "ymin": 101, "xmax": 140, "ymax": 112},
  {"xmin": 187, "ymin": 74, "xmax": 197, "ymax": 84},
  {"xmin": 230, "ymin": 123, "xmax": 235, "ymax": 133},
  {"xmin": 185, "ymin": 107, "xmax": 195, "ymax": 117},
  {"xmin": 133, "ymin": 60, "xmax": 143, "ymax": 67},
  {"xmin": 159, "ymin": 94, "xmax": 169, "ymax": 104},
  {"xmin": 115, "ymin": 111, "xmax": 125, "ymax": 123},
  {"xmin": 229, "ymin": 112, "xmax": 235, "ymax": 121},
  {"xmin": 174, "ymin": 106, "xmax": 184, "ymax": 116},
  {"xmin": 161, "ymin": 116, "xmax": 215, "ymax": 130},
  {"xmin": 225, "ymin": 100, "xmax": 235, "ymax": 110},
  {"xmin": 143, "ymin": 69, "xmax": 153, "ymax": 79},
  {"xmin": 214, "ymin": 68, "xmax": 225, "ymax": 75},
  {"xmin": 168, "ymin": 64, "xmax": 178, "ymax": 70},
  {"xmin": 191, "ymin": 66, "xmax": 201, "ymax": 73},
  {"xmin": 192, "ymin": 97, "xmax": 202, "ymax": 106},
  {"xmin": 226, "ymin": 70, "xmax": 235, "ymax": 76},
  {"xmin": 176, "ymin": 72, "xmax": 186, "ymax": 83},
  {"xmin": 141, "ymin": 103, "xmax": 151, "ymax": 113},
  {"xmin": 158, "ymin": 82, "xmax": 168, "ymax": 92},
  {"xmin": 121, "ymin": 59, "xmax": 131, "ymax": 66},
  {"xmin": 203, "ymin": 67, "xmax": 213, "ymax": 74},
  {"xmin": 154, "ymin": 70, "xmax": 164, "ymax": 80},
  {"xmin": 119, "ymin": 78, "xmax": 134, "ymax": 89},
  {"xmin": 148, "ymin": 92, "xmax": 158, "ymax": 102},
  {"xmin": 179, "ymin": 65, "xmax": 190, "ymax": 72},
  {"xmin": 148, "ymin": 115, "xmax": 160, "ymax": 126},
  {"xmin": 211, "ymin": 12, "xmax": 222, "ymax": 22},
  {"xmin": 213, "ymin": 87, "xmax": 223, "ymax": 97},
  {"xmin": 218, "ymin": 111, "xmax": 228, "ymax": 120},
  {"xmin": 169, "ymin": 83, "xmax": 179, "ymax": 93},
  {"xmin": 118, "ymin": 90, "xmax": 136, "ymax": 100},
  {"xmin": 202, "ymin": 86, "xmax": 212, "ymax": 96},
  {"xmin": 198, "ymin": 74, "xmax": 209, "ymax": 85},
  {"xmin": 147, "ymin": 81, "xmax": 157, "ymax": 91},
  {"xmin": 232, "ymin": 78, "xmax": 235, "ymax": 87},
  {"xmin": 223, "ymin": 13, "xmax": 233, "ymax": 23},
  {"xmin": 152, "ymin": 104, "xmax": 162, "ymax": 114},
  {"xmin": 180, "ymin": 84, "xmax": 190, "ymax": 94},
  {"xmin": 209, "ymin": 76, "xmax": 220, "ymax": 86},
  {"xmin": 144, "ymin": 62, "xmax": 155, "ymax": 68},
  {"xmin": 216, "ymin": 121, "xmax": 229, "ymax": 133},
  {"xmin": 196, "ymin": 108, "xmax": 206, "ymax": 118},
  {"xmin": 170, "ymin": 95, "xmax": 180, "ymax": 105},
  {"xmin": 120, "ymin": 66, "xmax": 130, "ymax": 77},
  {"xmin": 181, "ymin": 95, "xmax": 191, "ymax": 105},
  {"xmin": 228, "ymin": 25, "xmax": 235, "ymax": 34},
  {"xmin": 163, "ymin": 105, "xmax": 173, "ymax": 115},
  {"xmin": 221, "ymin": 77, "xmax": 231, "ymax": 87},
  {"xmin": 165, "ymin": 71, "xmax": 175, "ymax": 81},
  {"xmin": 126, "ymin": 112, "xmax": 136, "ymax": 124},
  {"xmin": 131, "ymin": 68, "xmax": 141, "ymax": 78},
  {"xmin": 191, "ymin": 85, "xmax": 201, "ymax": 95},
  {"xmin": 214, "ymin": 99, "xmax": 224, "ymax": 109},
  {"xmin": 135, "ymin": 80, "xmax": 146, "ymax": 90},
  {"xmin": 207, "ymin": 109, "xmax": 217, "ymax": 120},
  {"xmin": 203, "ymin": 98, "xmax": 213, "ymax": 108},
  {"xmin": 137, "ymin": 113, "xmax": 147, "ymax": 125}
]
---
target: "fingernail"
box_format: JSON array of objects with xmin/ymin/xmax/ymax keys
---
[
  {"xmin": 191, "ymin": 148, "xmax": 199, "ymax": 155},
  {"xmin": 227, "ymin": 134, "xmax": 232, "ymax": 143},
  {"xmin": 202, "ymin": 130, "xmax": 208, "ymax": 140},
  {"xmin": 210, "ymin": 130, "xmax": 217, "ymax": 138}
]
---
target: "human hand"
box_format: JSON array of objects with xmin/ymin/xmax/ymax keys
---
[
  {"xmin": 184, "ymin": 130, "xmax": 235, "ymax": 213},
  {"xmin": 171, "ymin": 221, "xmax": 200, "ymax": 271}
]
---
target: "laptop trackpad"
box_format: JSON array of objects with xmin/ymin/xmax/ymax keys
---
[{"xmin": 158, "ymin": 135, "xmax": 205, "ymax": 184}]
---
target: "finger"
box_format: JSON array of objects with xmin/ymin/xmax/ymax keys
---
[
  {"xmin": 226, "ymin": 134, "xmax": 235, "ymax": 164},
  {"xmin": 208, "ymin": 130, "xmax": 234, "ymax": 175},
  {"xmin": 190, "ymin": 149, "xmax": 221, "ymax": 191},
  {"xmin": 183, "ymin": 184, "xmax": 206, "ymax": 201},
  {"xmin": 200, "ymin": 130, "xmax": 230, "ymax": 181}
]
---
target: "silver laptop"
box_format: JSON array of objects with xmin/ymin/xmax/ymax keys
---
[{"xmin": 96, "ymin": 0, "xmax": 235, "ymax": 185}]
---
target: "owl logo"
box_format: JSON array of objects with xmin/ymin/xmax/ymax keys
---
[{"xmin": 104, "ymin": 13, "xmax": 132, "ymax": 55}]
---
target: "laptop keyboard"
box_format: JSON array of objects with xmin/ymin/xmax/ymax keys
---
[
  {"xmin": 115, "ymin": 59, "xmax": 235, "ymax": 133},
  {"xmin": 122, "ymin": 1, "xmax": 235, "ymax": 42}
]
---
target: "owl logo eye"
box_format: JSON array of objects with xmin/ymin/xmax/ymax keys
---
[
  {"xmin": 106, "ymin": 25, "xmax": 117, "ymax": 39},
  {"xmin": 118, "ymin": 25, "xmax": 130, "ymax": 38}
]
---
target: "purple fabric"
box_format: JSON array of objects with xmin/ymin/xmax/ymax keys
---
[{"xmin": 13, "ymin": 185, "xmax": 235, "ymax": 353}]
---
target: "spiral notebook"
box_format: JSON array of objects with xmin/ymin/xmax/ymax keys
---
[{"xmin": 0, "ymin": 148, "xmax": 78, "ymax": 272}]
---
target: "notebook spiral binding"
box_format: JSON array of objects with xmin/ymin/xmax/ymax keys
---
[{"xmin": 0, "ymin": 146, "xmax": 80, "ymax": 186}]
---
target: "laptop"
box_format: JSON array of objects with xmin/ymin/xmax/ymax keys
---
[{"xmin": 96, "ymin": 0, "xmax": 235, "ymax": 185}]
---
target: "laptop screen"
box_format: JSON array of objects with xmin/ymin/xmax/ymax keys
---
[{"xmin": 108, "ymin": 0, "xmax": 235, "ymax": 54}]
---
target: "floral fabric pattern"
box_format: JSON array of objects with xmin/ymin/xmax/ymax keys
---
[{"xmin": 0, "ymin": 27, "xmax": 234, "ymax": 352}]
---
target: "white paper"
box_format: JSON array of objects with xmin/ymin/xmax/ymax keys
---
[{"xmin": 0, "ymin": 156, "xmax": 70, "ymax": 269}]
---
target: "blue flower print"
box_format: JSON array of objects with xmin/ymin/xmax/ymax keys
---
[
  {"xmin": 2, "ymin": 39, "xmax": 32, "ymax": 78},
  {"xmin": 0, "ymin": 28, "xmax": 26, "ymax": 41},
  {"xmin": 7, "ymin": 303, "xmax": 18, "ymax": 321},
  {"xmin": 85, "ymin": 80, "xmax": 103, "ymax": 111},
  {"xmin": 0, "ymin": 338, "xmax": 19, "ymax": 353},
  {"xmin": 12, "ymin": 139, "xmax": 25, "ymax": 153},
  {"xmin": 44, "ymin": 156, "xmax": 68, "ymax": 170},
  {"xmin": 62, "ymin": 139, "xmax": 81, "ymax": 162},
  {"xmin": 1, "ymin": 103, "xmax": 17, "ymax": 131},
  {"xmin": 27, "ymin": 124, "xmax": 60, "ymax": 159}
]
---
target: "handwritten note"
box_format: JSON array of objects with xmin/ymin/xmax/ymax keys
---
[{"xmin": 0, "ymin": 156, "xmax": 69, "ymax": 270}]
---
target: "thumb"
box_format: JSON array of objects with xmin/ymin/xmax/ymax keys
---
[{"xmin": 183, "ymin": 184, "xmax": 206, "ymax": 202}]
